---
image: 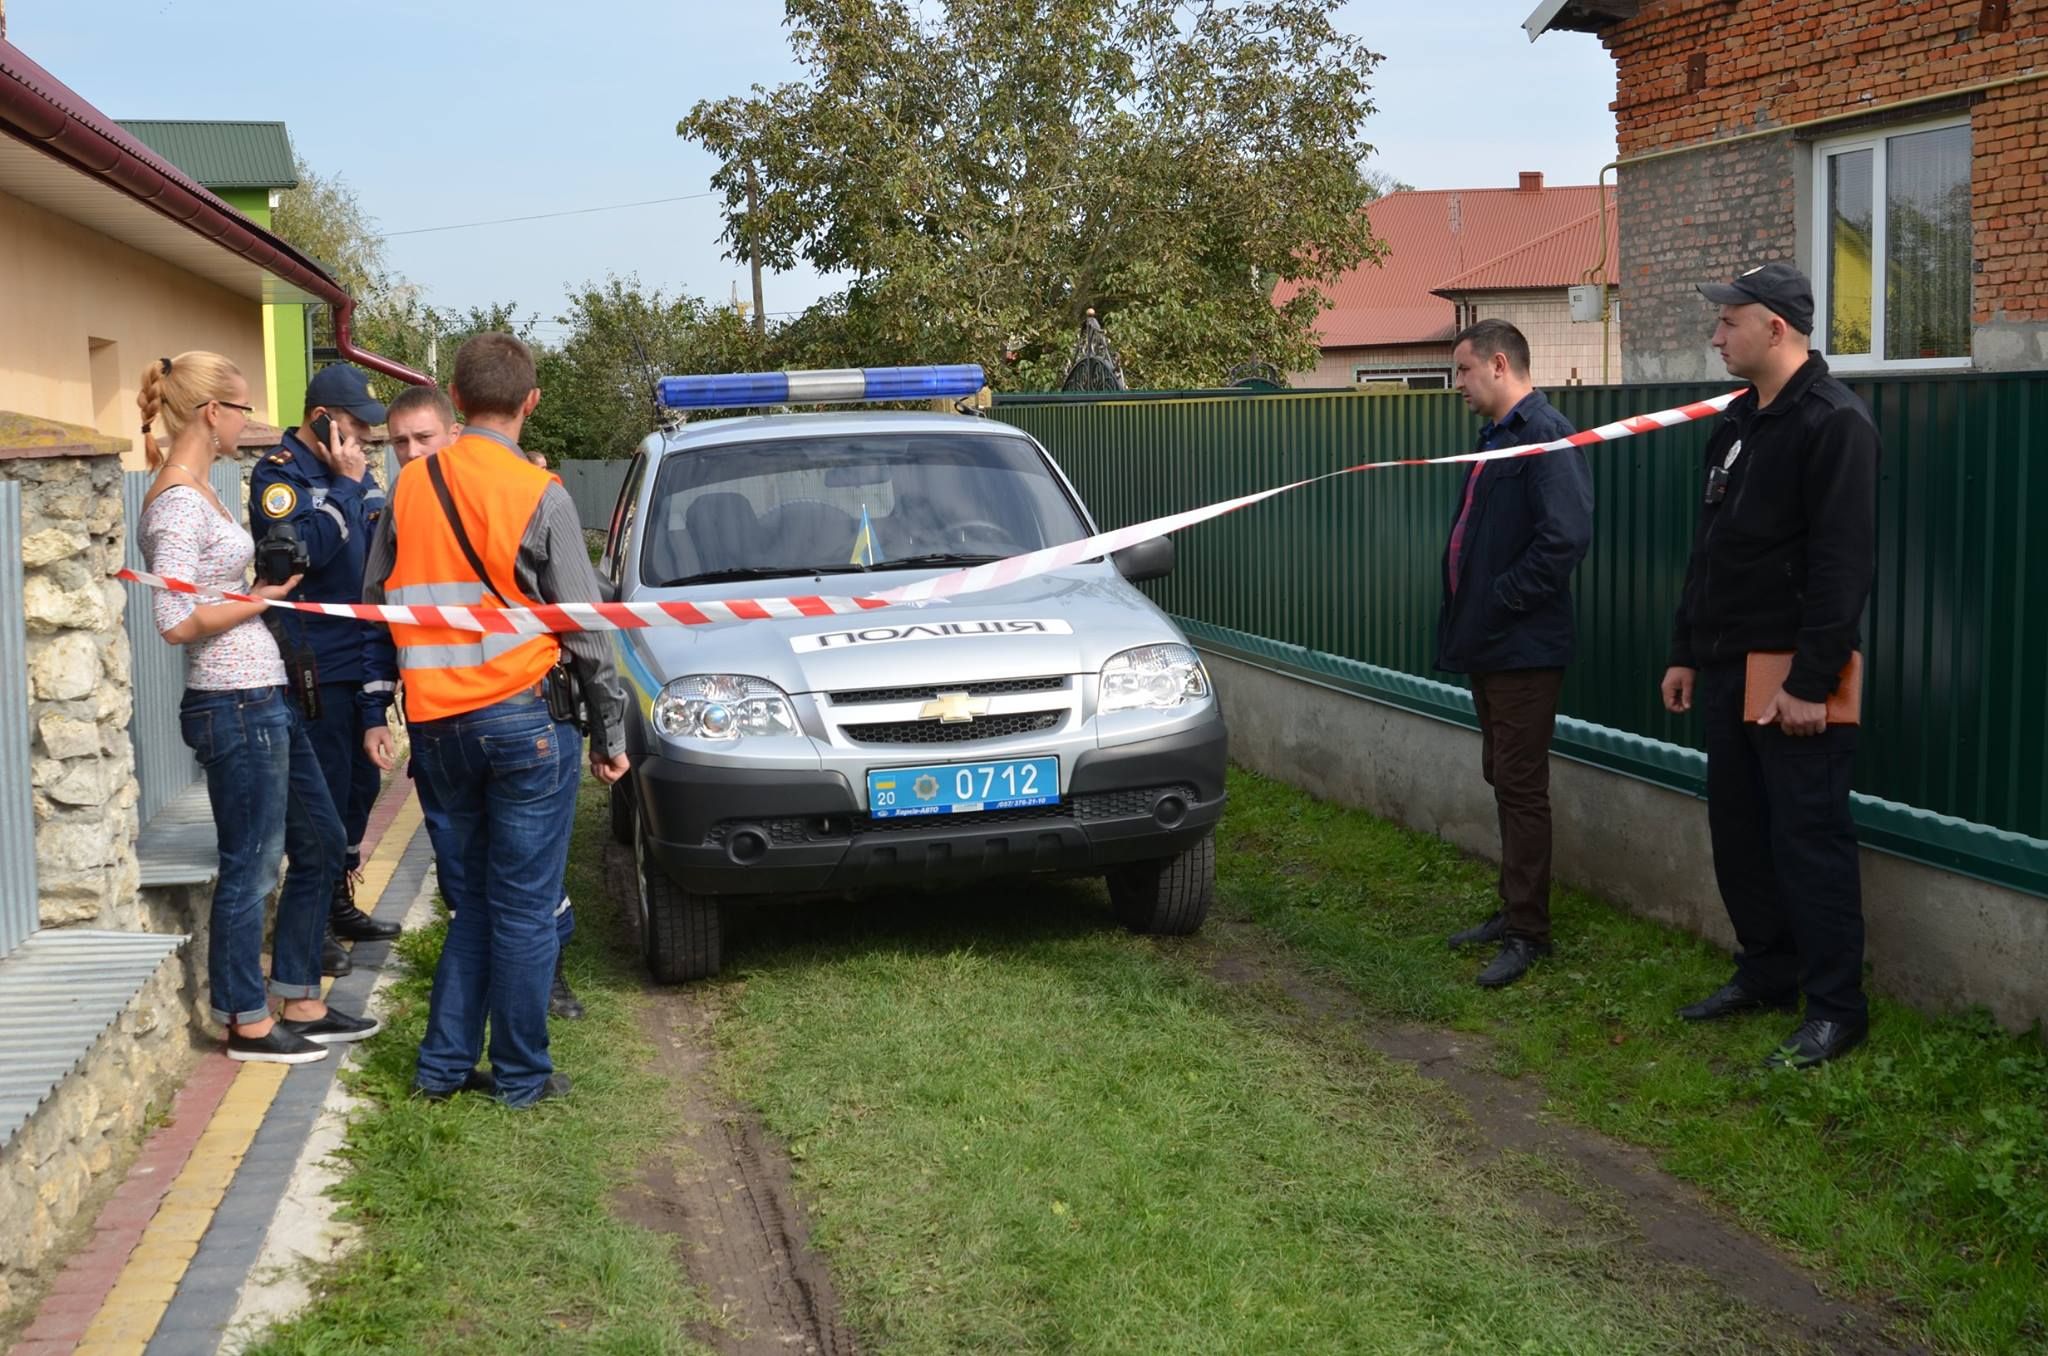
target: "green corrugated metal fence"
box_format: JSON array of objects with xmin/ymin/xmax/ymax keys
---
[{"xmin": 994, "ymin": 373, "xmax": 2048, "ymax": 895}]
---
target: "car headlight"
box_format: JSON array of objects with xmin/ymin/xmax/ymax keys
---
[
  {"xmin": 652, "ymin": 674, "xmax": 798, "ymax": 741},
  {"xmin": 1099, "ymin": 643, "xmax": 1210, "ymax": 713}
]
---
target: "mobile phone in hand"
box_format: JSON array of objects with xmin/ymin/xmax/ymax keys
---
[{"xmin": 310, "ymin": 412, "xmax": 334, "ymax": 450}]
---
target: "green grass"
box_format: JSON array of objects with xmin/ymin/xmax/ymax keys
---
[
  {"xmin": 1217, "ymin": 766, "xmax": 2048, "ymax": 1355},
  {"xmin": 244, "ymin": 785, "xmax": 712, "ymax": 1356},
  {"xmin": 709, "ymin": 885, "xmax": 1817, "ymax": 1355}
]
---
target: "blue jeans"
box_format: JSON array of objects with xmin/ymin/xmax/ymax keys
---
[
  {"xmin": 414, "ymin": 754, "xmax": 575, "ymax": 949},
  {"xmin": 411, "ymin": 696, "xmax": 582, "ymax": 1104},
  {"xmin": 181, "ymin": 687, "xmax": 338, "ymax": 1023},
  {"xmin": 307, "ymin": 681, "xmax": 382, "ymax": 871}
]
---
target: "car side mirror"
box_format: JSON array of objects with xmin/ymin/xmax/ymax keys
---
[
  {"xmin": 595, "ymin": 575, "xmax": 619, "ymax": 604},
  {"xmin": 1112, "ymin": 536, "xmax": 1175, "ymax": 583}
]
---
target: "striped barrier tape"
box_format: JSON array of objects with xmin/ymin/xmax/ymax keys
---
[{"xmin": 116, "ymin": 390, "xmax": 1744, "ymax": 635}]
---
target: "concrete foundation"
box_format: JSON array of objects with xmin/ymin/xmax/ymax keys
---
[{"xmin": 1206, "ymin": 652, "xmax": 2048, "ymax": 1034}]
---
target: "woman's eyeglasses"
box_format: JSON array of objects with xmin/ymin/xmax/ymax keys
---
[{"xmin": 198, "ymin": 400, "xmax": 256, "ymax": 414}]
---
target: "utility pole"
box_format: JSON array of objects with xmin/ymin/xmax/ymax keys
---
[{"xmin": 745, "ymin": 162, "xmax": 766, "ymax": 339}]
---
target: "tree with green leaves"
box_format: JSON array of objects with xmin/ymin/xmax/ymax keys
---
[{"xmin": 680, "ymin": 0, "xmax": 1384, "ymax": 389}]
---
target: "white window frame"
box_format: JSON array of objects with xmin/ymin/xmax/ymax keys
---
[
  {"xmin": 1810, "ymin": 115, "xmax": 1973, "ymax": 372},
  {"xmin": 1351, "ymin": 366, "xmax": 1450, "ymax": 390}
]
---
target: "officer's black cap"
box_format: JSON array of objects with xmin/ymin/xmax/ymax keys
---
[
  {"xmin": 304, "ymin": 363, "xmax": 388, "ymax": 424},
  {"xmin": 1697, "ymin": 262, "xmax": 1815, "ymax": 336}
]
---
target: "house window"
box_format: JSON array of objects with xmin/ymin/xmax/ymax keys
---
[
  {"xmin": 1353, "ymin": 368, "xmax": 1450, "ymax": 390},
  {"xmin": 1812, "ymin": 119, "xmax": 1972, "ymax": 369}
]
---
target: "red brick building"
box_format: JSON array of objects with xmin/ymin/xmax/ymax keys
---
[{"xmin": 1527, "ymin": 0, "xmax": 2047, "ymax": 379}]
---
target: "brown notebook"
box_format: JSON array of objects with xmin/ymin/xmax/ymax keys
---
[{"xmin": 1743, "ymin": 650, "xmax": 1863, "ymax": 726}]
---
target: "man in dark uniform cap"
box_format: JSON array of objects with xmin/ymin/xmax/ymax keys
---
[
  {"xmin": 1661, "ymin": 262, "xmax": 1880, "ymax": 1069},
  {"xmin": 248, "ymin": 364, "xmax": 404, "ymax": 974}
]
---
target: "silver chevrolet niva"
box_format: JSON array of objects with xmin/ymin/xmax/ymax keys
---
[{"xmin": 598, "ymin": 369, "xmax": 1227, "ymax": 982}]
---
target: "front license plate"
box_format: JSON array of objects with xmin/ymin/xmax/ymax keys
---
[{"xmin": 866, "ymin": 757, "xmax": 1060, "ymax": 819}]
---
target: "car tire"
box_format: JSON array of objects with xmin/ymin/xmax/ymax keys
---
[
  {"xmin": 635, "ymin": 818, "xmax": 722, "ymax": 983},
  {"xmin": 1108, "ymin": 829, "xmax": 1215, "ymax": 936},
  {"xmin": 609, "ymin": 779, "xmax": 634, "ymax": 847}
]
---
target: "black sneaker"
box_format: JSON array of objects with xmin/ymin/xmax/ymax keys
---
[
  {"xmin": 331, "ymin": 876, "xmax": 402, "ymax": 942},
  {"xmin": 415, "ymin": 1068, "xmax": 498, "ymax": 1103},
  {"xmin": 228, "ymin": 1025, "xmax": 329, "ymax": 1065},
  {"xmin": 279, "ymin": 1008, "xmax": 383, "ymax": 1044},
  {"xmin": 502, "ymin": 1072, "xmax": 571, "ymax": 1109},
  {"xmin": 1446, "ymin": 911, "xmax": 1507, "ymax": 949}
]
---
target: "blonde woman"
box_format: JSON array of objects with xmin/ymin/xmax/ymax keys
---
[{"xmin": 137, "ymin": 353, "xmax": 380, "ymax": 1063}]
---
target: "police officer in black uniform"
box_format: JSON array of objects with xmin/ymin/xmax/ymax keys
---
[{"xmin": 249, "ymin": 364, "xmax": 403, "ymax": 973}]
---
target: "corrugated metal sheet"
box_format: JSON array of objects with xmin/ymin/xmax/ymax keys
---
[
  {"xmin": 0, "ymin": 482, "xmax": 36, "ymax": 959},
  {"xmin": 115, "ymin": 120, "xmax": 298, "ymax": 190},
  {"xmin": 1432, "ymin": 208, "xmax": 1616, "ymax": 294},
  {"xmin": 557, "ymin": 459, "xmax": 630, "ymax": 532},
  {"xmin": 0, "ymin": 929, "xmax": 187, "ymax": 1148},
  {"xmin": 994, "ymin": 372, "xmax": 2048, "ymax": 881},
  {"xmin": 121, "ymin": 464, "xmax": 242, "ymax": 829}
]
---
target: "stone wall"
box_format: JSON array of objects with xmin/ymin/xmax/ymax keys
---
[
  {"xmin": 0, "ymin": 957, "xmax": 202, "ymax": 1315},
  {"xmin": 0, "ymin": 448, "xmax": 142, "ymax": 929}
]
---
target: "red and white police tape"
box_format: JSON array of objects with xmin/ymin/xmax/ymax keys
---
[{"xmin": 116, "ymin": 390, "xmax": 1744, "ymax": 635}]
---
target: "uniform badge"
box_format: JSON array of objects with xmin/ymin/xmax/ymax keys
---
[
  {"xmin": 261, "ymin": 482, "xmax": 298, "ymax": 518},
  {"xmin": 267, "ymin": 450, "xmax": 293, "ymax": 465}
]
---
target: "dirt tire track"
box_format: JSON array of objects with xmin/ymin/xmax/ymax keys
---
[
  {"xmin": 1203, "ymin": 922, "xmax": 1924, "ymax": 1356},
  {"xmin": 607, "ymin": 844, "xmax": 859, "ymax": 1356}
]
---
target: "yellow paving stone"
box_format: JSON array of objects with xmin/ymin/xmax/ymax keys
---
[
  {"xmin": 158, "ymin": 1185, "xmax": 226, "ymax": 1212},
  {"xmin": 126, "ymin": 1236, "xmax": 200, "ymax": 1266},
  {"xmin": 80, "ymin": 1299, "xmax": 168, "ymax": 1341},
  {"xmin": 172, "ymin": 1157, "xmax": 238, "ymax": 1194},
  {"xmin": 72, "ymin": 1341, "xmax": 148, "ymax": 1356},
  {"xmin": 100, "ymin": 1278, "xmax": 178, "ymax": 1306},
  {"xmin": 143, "ymin": 1205, "xmax": 214, "ymax": 1243}
]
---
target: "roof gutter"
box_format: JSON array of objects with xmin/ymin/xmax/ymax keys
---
[{"xmin": 0, "ymin": 39, "xmax": 429, "ymax": 387}]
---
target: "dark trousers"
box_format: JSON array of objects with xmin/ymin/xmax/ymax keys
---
[
  {"xmin": 307, "ymin": 680, "xmax": 382, "ymax": 871},
  {"xmin": 1698, "ymin": 662, "xmax": 1867, "ymax": 1025},
  {"xmin": 1470, "ymin": 668, "xmax": 1565, "ymax": 945}
]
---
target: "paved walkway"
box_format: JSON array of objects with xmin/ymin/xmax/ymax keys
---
[{"xmin": 10, "ymin": 779, "xmax": 429, "ymax": 1356}]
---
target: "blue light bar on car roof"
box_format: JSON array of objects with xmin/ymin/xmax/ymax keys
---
[{"xmin": 656, "ymin": 364, "xmax": 985, "ymax": 410}]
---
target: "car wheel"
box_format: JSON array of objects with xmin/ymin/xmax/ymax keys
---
[
  {"xmin": 634, "ymin": 816, "xmax": 722, "ymax": 983},
  {"xmin": 609, "ymin": 779, "xmax": 634, "ymax": 847},
  {"xmin": 1108, "ymin": 829, "xmax": 1215, "ymax": 936}
]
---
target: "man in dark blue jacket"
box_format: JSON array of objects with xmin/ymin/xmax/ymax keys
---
[
  {"xmin": 1436, "ymin": 320, "xmax": 1595, "ymax": 987},
  {"xmin": 249, "ymin": 363, "xmax": 404, "ymax": 974}
]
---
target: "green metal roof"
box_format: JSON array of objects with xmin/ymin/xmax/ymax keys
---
[{"xmin": 116, "ymin": 120, "xmax": 298, "ymax": 189}]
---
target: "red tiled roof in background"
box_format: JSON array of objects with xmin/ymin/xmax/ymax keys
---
[
  {"xmin": 1431, "ymin": 207, "xmax": 1619, "ymax": 296},
  {"xmin": 1276, "ymin": 176, "xmax": 1615, "ymax": 348}
]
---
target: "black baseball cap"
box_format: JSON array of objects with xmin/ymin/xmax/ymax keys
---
[
  {"xmin": 1697, "ymin": 262, "xmax": 1815, "ymax": 335},
  {"xmin": 303, "ymin": 363, "xmax": 388, "ymax": 424}
]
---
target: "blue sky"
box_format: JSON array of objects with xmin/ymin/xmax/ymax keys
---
[{"xmin": 13, "ymin": 1, "xmax": 1615, "ymax": 336}]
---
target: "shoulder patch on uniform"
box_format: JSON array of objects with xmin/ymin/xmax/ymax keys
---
[
  {"xmin": 267, "ymin": 449, "xmax": 294, "ymax": 465},
  {"xmin": 261, "ymin": 482, "xmax": 298, "ymax": 518}
]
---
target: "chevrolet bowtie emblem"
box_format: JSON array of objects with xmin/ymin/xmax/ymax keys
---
[{"xmin": 920, "ymin": 692, "xmax": 989, "ymax": 723}]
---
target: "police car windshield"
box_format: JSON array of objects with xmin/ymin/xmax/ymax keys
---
[{"xmin": 641, "ymin": 432, "xmax": 1088, "ymax": 588}]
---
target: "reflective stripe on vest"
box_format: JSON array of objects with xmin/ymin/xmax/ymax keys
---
[{"xmin": 385, "ymin": 434, "xmax": 560, "ymax": 723}]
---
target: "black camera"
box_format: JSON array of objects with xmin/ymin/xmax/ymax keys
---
[{"xmin": 254, "ymin": 521, "xmax": 311, "ymax": 585}]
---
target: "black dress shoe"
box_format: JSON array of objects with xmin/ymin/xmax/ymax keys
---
[
  {"xmin": 415, "ymin": 1068, "xmax": 497, "ymax": 1103},
  {"xmin": 321, "ymin": 930, "xmax": 353, "ymax": 978},
  {"xmin": 548, "ymin": 957, "xmax": 586, "ymax": 1020},
  {"xmin": 1764, "ymin": 1018, "xmax": 1867, "ymax": 1069},
  {"xmin": 1676, "ymin": 979, "xmax": 1799, "ymax": 1022},
  {"xmin": 1447, "ymin": 911, "xmax": 1507, "ymax": 949},
  {"xmin": 1476, "ymin": 936, "xmax": 1551, "ymax": 988}
]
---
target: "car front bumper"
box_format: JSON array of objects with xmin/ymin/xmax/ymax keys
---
[{"xmin": 631, "ymin": 713, "xmax": 1228, "ymax": 896}]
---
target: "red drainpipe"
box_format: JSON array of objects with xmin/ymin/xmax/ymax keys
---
[{"xmin": 0, "ymin": 39, "xmax": 431, "ymax": 388}]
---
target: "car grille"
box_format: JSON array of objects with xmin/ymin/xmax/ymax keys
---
[
  {"xmin": 838, "ymin": 710, "xmax": 1062, "ymax": 745},
  {"xmin": 702, "ymin": 785, "xmax": 1198, "ymax": 845},
  {"xmin": 828, "ymin": 676, "xmax": 1068, "ymax": 705}
]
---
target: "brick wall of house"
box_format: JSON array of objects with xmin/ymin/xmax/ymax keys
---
[
  {"xmin": 1617, "ymin": 137, "xmax": 1796, "ymax": 383},
  {"xmin": 1600, "ymin": 0, "xmax": 2048, "ymax": 371},
  {"xmin": 1291, "ymin": 343, "xmax": 1457, "ymax": 389}
]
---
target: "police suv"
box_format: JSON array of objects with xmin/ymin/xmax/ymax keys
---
[{"xmin": 600, "ymin": 365, "xmax": 1227, "ymax": 982}]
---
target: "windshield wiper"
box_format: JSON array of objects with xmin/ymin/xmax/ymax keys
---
[
  {"xmin": 655, "ymin": 564, "xmax": 872, "ymax": 588},
  {"xmin": 870, "ymin": 552, "xmax": 1005, "ymax": 570}
]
